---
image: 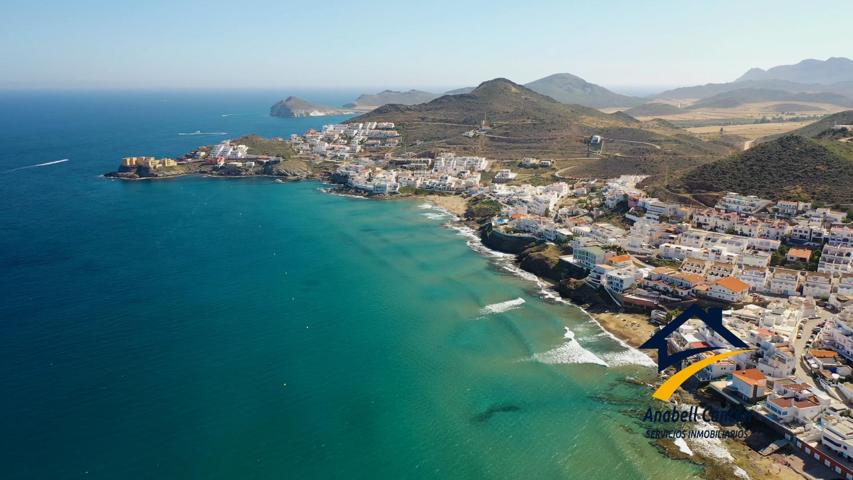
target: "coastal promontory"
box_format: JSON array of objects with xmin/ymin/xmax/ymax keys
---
[{"xmin": 270, "ymin": 96, "xmax": 351, "ymax": 118}]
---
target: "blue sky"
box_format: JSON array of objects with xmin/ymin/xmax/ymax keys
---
[{"xmin": 1, "ymin": 0, "xmax": 850, "ymax": 91}]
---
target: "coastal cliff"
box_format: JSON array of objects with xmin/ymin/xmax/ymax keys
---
[{"xmin": 480, "ymin": 223, "xmax": 537, "ymax": 253}]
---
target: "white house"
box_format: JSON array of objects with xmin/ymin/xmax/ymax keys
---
[
  {"xmin": 739, "ymin": 267, "xmax": 768, "ymax": 292},
  {"xmin": 803, "ymin": 271, "xmax": 833, "ymax": 299},
  {"xmin": 822, "ymin": 419, "xmax": 853, "ymax": 461},
  {"xmin": 769, "ymin": 268, "xmax": 801, "ymax": 296},
  {"xmin": 731, "ymin": 368, "xmax": 767, "ymax": 402},
  {"xmin": 706, "ymin": 277, "xmax": 750, "ymax": 303},
  {"xmin": 604, "ymin": 268, "xmax": 637, "ymax": 293},
  {"xmin": 574, "ymin": 244, "xmax": 609, "ymax": 270},
  {"xmin": 819, "ymin": 245, "xmax": 853, "ymax": 274}
]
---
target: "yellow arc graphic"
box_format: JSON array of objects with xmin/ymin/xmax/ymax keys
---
[{"xmin": 652, "ymin": 349, "xmax": 752, "ymax": 401}]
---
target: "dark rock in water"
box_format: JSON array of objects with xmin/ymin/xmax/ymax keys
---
[{"xmin": 472, "ymin": 403, "xmax": 521, "ymax": 423}]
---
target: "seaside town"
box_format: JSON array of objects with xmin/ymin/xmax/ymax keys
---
[{"xmin": 116, "ymin": 120, "xmax": 853, "ymax": 477}]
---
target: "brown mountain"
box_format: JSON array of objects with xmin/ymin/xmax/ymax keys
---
[
  {"xmin": 349, "ymin": 78, "xmax": 734, "ymax": 177},
  {"xmin": 669, "ymin": 135, "xmax": 853, "ymax": 205}
]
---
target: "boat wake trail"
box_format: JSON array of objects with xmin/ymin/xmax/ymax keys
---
[
  {"xmin": 4, "ymin": 159, "xmax": 69, "ymax": 173},
  {"xmin": 480, "ymin": 297, "xmax": 525, "ymax": 315},
  {"xmin": 178, "ymin": 131, "xmax": 227, "ymax": 136}
]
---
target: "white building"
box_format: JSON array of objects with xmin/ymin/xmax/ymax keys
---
[
  {"xmin": 829, "ymin": 226, "xmax": 853, "ymax": 247},
  {"xmin": 574, "ymin": 244, "xmax": 609, "ymax": 270},
  {"xmin": 715, "ymin": 192, "xmax": 772, "ymax": 214},
  {"xmin": 731, "ymin": 368, "xmax": 767, "ymax": 402},
  {"xmin": 604, "ymin": 268, "xmax": 637, "ymax": 293},
  {"xmin": 739, "ymin": 267, "xmax": 769, "ymax": 292},
  {"xmin": 768, "ymin": 268, "xmax": 801, "ymax": 296},
  {"xmin": 493, "ymin": 169, "xmax": 518, "ymax": 183},
  {"xmin": 803, "ymin": 272, "xmax": 833, "ymax": 299},
  {"xmin": 706, "ymin": 277, "xmax": 750, "ymax": 303},
  {"xmin": 822, "ymin": 419, "xmax": 853, "ymax": 461},
  {"xmin": 820, "ymin": 245, "xmax": 853, "ymax": 274}
]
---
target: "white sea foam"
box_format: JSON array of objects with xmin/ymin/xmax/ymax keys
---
[
  {"xmin": 437, "ymin": 215, "xmax": 654, "ymax": 369},
  {"xmin": 446, "ymin": 224, "xmax": 514, "ymax": 259},
  {"xmin": 421, "ymin": 212, "xmax": 449, "ymax": 220},
  {"xmin": 532, "ymin": 327, "xmax": 608, "ymax": 366},
  {"xmin": 674, "ymin": 437, "xmax": 693, "ymax": 456},
  {"xmin": 417, "ymin": 203, "xmax": 434, "ymax": 209},
  {"xmin": 317, "ymin": 187, "xmax": 367, "ymax": 199},
  {"xmin": 574, "ymin": 305, "xmax": 656, "ymax": 368},
  {"xmin": 600, "ymin": 349, "xmax": 658, "ymax": 368},
  {"xmin": 687, "ymin": 416, "xmax": 735, "ymax": 463},
  {"xmin": 676, "ymin": 405, "xmax": 736, "ymax": 466},
  {"xmin": 480, "ymin": 297, "xmax": 525, "ymax": 315}
]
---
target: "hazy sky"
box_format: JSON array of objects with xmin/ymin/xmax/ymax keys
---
[{"xmin": 1, "ymin": 0, "xmax": 850, "ymax": 91}]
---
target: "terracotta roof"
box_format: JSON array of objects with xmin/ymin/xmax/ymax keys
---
[
  {"xmin": 714, "ymin": 276, "xmax": 750, "ymax": 293},
  {"xmin": 809, "ymin": 349, "xmax": 838, "ymax": 358},
  {"xmin": 757, "ymin": 328, "xmax": 774, "ymax": 337},
  {"xmin": 787, "ymin": 248, "xmax": 812, "ymax": 260},
  {"xmin": 768, "ymin": 397, "xmax": 793, "ymax": 408},
  {"xmin": 608, "ymin": 254, "xmax": 632, "ymax": 264},
  {"xmin": 733, "ymin": 368, "xmax": 766, "ymax": 385},
  {"xmin": 794, "ymin": 399, "xmax": 820, "ymax": 409},
  {"xmin": 674, "ymin": 272, "xmax": 706, "ymax": 284}
]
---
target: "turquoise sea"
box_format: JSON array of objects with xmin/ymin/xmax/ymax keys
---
[{"xmin": 0, "ymin": 91, "xmax": 701, "ymax": 479}]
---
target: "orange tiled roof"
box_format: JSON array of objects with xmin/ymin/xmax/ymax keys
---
[
  {"xmin": 794, "ymin": 399, "xmax": 820, "ymax": 408},
  {"xmin": 769, "ymin": 397, "xmax": 793, "ymax": 408},
  {"xmin": 674, "ymin": 272, "xmax": 706, "ymax": 284},
  {"xmin": 714, "ymin": 276, "xmax": 750, "ymax": 293},
  {"xmin": 609, "ymin": 254, "xmax": 632, "ymax": 264},
  {"xmin": 733, "ymin": 368, "xmax": 766, "ymax": 385},
  {"xmin": 809, "ymin": 349, "xmax": 838, "ymax": 358},
  {"xmin": 787, "ymin": 248, "xmax": 812, "ymax": 260}
]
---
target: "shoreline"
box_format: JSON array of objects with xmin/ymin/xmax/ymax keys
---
[
  {"xmin": 422, "ymin": 198, "xmax": 807, "ymax": 480},
  {"xmin": 103, "ymin": 173, "xmax": 801, "ymax": 479}
]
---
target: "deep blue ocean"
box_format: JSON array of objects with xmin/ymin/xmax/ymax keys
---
[{"xmin": 0, "ymin": 90, "xmax": 700, "ymax": 479}]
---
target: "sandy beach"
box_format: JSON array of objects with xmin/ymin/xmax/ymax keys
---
[
  {"xmin": 420, "ymin": 194, "xmax": 469, "ymax": 217},
  {"xmin": 590, "ymin": 312, "xmax": 658, "ymax": 349}
]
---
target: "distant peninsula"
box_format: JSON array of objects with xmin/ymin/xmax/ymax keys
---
[
  {"xmin": 345, "ymin": 89, "xmax": 439, "ymax": 108},
  {"xmin": 270, "ymin": 96, "xmax": 354, "ymax": 118}
]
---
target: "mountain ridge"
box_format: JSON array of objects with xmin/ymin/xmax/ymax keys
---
[{"xmin": 736, "ymin": 57, "xmax": 853, "ymax": 84}]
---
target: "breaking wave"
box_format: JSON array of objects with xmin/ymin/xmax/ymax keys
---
[
  {"xmin": 600, "ymin": 349, "xmax": 657, "ymax": 368},
  {"xmin": 440, "ymin": 219, "xmax": 655, "ymax": 369},
  {"xmin": 480, "ymin": 297, "xmax": 525, "ymax": 315},
  {"xmin": 421, "ymin": 211, "xmax": 450, "ymax": 220},
  {"xmin": 532, "ymin": 327, "xmax": 608, "ymax": 366}
]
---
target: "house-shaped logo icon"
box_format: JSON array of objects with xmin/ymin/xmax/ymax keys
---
[{"xmin": 640, "ymin": 305, "xmax": 749, "ymax": 373}]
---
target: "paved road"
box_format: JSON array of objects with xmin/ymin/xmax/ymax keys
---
[
  {"xmin": 793, "ymin": 317, "xmax": 823, "ymax": 388},
  {"xmin": 792, "ymin": 309, "xmax": 834, "ymax": 390}
]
